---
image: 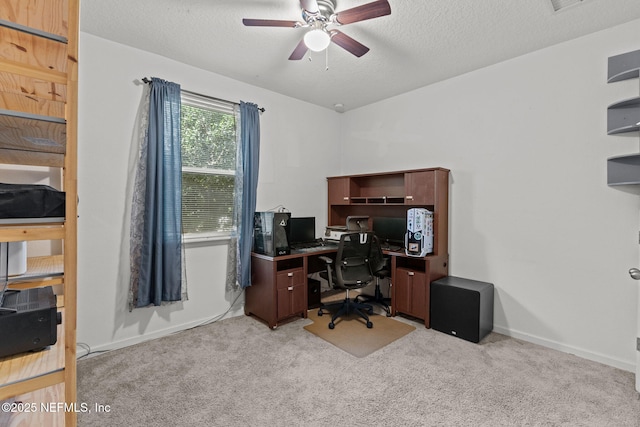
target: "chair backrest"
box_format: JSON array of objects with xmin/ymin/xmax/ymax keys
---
[
  {"xmin": 369, "ymin": 235, "xmax": 387, "ymax": 274},
  {"xmin": 335, "ymin": 232, "xmax": 374, "ymax": 288}
]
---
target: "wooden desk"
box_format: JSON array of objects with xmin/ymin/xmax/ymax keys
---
[
  {"xmin": 245, "ymin": 247, "xmax": 448, "ymax": 329},
  {"xmin": 246, "ymin": 247, "xmax": 336, "ymax": 329}
]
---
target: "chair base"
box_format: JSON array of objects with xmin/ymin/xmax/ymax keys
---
[
  {"xmin": 318, "ymin": 290, "xmax": 374, "ymax": 329},
  {"xmin": 355, "ymin": 279, "xmax": 391, "ymax": 317}
]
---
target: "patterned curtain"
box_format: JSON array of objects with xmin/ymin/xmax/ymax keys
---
[
  {"xmin": 129, "ymin": 77, "xmax": 186, "ymax": 309},
  {"xmin": 225, "ymin": 102, "xmax": 260, "ymax": 289}
]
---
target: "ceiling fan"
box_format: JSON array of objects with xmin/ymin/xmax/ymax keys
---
[{"xmin": 242, "ymin": 0, "xmax": 391, "ymax": 60}]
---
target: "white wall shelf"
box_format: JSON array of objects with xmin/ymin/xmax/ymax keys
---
[{"xmin": 607, "ymin": 49, "xmax": 640, "ymax": 187}]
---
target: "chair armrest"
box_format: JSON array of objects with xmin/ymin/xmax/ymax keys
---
[{"xmin": 319, "ymin": 256, "xmax": 333, "ymax": 265}]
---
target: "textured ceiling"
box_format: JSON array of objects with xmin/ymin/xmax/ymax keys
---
[{"xmin": 80, "ymin": 0, "xmax": 640, "ymax": 112}]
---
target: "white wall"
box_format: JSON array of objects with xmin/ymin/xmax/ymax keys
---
[
  {"xmin": 76, "ymin": 33, "xmax": 342, "ymax": 353},
  {"xmin": 338, "ymin": 19, "xmax": 640, "ymax": 371}
]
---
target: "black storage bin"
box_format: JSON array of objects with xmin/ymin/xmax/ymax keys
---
[
  {"xmin": 0, "ymin": 183, "xmax": 65, "ymax": 219},
  {"xmin": 431, "ymin": 276, "xmax": 494, "ymax": 343}
]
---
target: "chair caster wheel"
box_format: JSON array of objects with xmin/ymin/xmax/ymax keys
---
[
  {"xmin": 386, "ymin": 312, "xmax": 392, "ymax": 317},
  {"xmin": 328, "ymin": 322, "xmax": 335, "ymax": 329},
  {"xmin": 318, "ymin": 310, "xmax": 323, "ymax": 316},
  {"xmin": 366, "ymin": 321, "xmax": 373, "ymax": 328},
  {"xmin": 368, "ymin": 308, "xmax": 374, "ymax": 315}
]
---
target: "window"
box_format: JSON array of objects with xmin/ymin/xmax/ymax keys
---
[{"xmin": 180, "ymin": 92, "xmax": 237, "ymax": 236}]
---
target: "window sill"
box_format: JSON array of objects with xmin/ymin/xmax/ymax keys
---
[{"xmin": 183, "ymin": 232, "xmax": 232, "ymax": 245}]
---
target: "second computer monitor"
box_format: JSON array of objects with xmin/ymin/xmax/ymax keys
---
[{"xmin": 372, "ymin": 216, "xmax": 406, "ymax": 247}]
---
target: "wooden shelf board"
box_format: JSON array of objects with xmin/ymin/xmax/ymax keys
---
[
  {"xmin": 0, "ymin": 225, "xmax": 65, "ymax": 242},
  {"xmin": 0, "ymin": 26, "xmax": 67, "ymax": 74},
  {"xmin": 0, "ymin": 383, "xmax": 65, "ymax": 427},
  {"xmin": 6, "ymin": 255, "xmax": 64, "ymax": 285},
  {"xmin": 0, "ymin": 148, "xmax": 64, "ymax": 167},
  {"xmin": 0, "ymin": 0, "xmax": 69, "ymax": 40},
  {"xmin": 0, "ymin": 370, "xmax": 64, "ymax": 402},
  {"xmin": 0, "ymin": 113, "xmax": 66, "ymax": 165}
]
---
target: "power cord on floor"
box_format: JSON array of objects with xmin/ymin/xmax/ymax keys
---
[{"xmin": 76, "ymin": 288, "xmax": 245, "ymax": 360}]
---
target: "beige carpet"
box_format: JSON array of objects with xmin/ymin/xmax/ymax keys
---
[
  {"xmin": 304, "ymin": 309, "xmax": 416, "ymax": 357},
  {"xmin": 77, "ymin": 313, "xmax": 640, "ymax": 426}
]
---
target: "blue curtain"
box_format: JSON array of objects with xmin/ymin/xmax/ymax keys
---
[
  {"xmin": 130, "ymin": 77, "xmax": 183, "ymax": 308},
  {"xmin": 237, "ymin": 102, "xmax": 260, "ymax": 288}
]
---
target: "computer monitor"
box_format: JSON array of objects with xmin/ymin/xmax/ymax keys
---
[
  {"xmin": 372, "ymin": 216, "xmax": 406, "ymax": 247},
  {"xmin": 288, "ymin": 217, "xmax": 316, "ymax": 245}
]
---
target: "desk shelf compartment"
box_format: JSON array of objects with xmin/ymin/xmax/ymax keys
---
[{"xmin": 350, "ymin": 196, "xmax": 406, "ymax": 205}]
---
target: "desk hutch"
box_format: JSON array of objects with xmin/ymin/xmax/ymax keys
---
[
  {"xmin": 0, "ymin": 1, "xmax": 79, "ymax": 426},
  {"xmin": 246, "ymin": 167, "xmax": 450, "ymax": 329}
]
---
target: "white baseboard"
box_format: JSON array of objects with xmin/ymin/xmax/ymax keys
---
[
  {"xmin": 77, "ymin": 306, "xmax": 245, "ymax": 359},
  {"xmin": 77, "ymin": 310, "xmax": 636, "ymax": 376},
  {"xmin": 492, "ymin": 324, "xmax": 636, "ymax": 373}
]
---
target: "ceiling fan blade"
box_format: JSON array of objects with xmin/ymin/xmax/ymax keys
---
[
  {"xmin": 299, "ymin": 0, "xmax": 320, "ymax": 13},
  {"xmin": 242, "ymin": 18, "xmax": 299, "ymax": 27},
  {"xmin": 331, "ymin": 30, "xmax": 369, "ymax": 57},
  {"xmin": 334, "ymin": 0, "xmax": 391, "ymax": 25},
  {"xmin": 289, "ymin": 39, "xmax": 309, "ymax": 60}
]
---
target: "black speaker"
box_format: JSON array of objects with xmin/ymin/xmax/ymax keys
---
[{"xmin": 430, "ymin": 276, "xmax": 494, "ymax": 343}]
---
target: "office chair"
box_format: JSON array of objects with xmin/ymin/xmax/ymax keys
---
[
  {"xmin": 355, "ymin": 235, "xmax": 392, "ymax": 316},
  {"xmin": 318, "ymin": 232, "xmax": 375, "ymax": 329}
]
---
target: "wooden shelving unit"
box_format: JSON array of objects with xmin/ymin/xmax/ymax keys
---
[
  {"xmin": 327, "ymin": 168, "xmax": 450, "ymax": 327},
  {"xmin": 0, "ymin": 1, "xmax": 78, "ymax": 426}
]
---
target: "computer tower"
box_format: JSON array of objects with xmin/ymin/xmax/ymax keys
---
[
  {"xmin": 0, "ymin": 286, "xmax": 61, "ymax": 358},
  {"xmin": 430, "ymin": 276, "xmax": 494, "ymax": 343},
  {"xmin": 253, "ymin": 212, "xmax": 291, "ymax": 257},
  {"xmin": 405, "ymin": 208, "xmax": 433, "ymax": 257}
]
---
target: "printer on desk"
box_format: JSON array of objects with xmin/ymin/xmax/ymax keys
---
[{"xmin": 324, "ymin": 216, "xmax": 369, "ymax": 241}]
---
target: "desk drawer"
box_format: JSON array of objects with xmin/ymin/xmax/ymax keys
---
[{"xmin": 276, "ymin": 268, "xmax": 305, "ymax": 289}]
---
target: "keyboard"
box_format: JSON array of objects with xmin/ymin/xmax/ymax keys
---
[
  {"xmin": 290, "ymin": 241, "xmax": 324, "ymax": 250},
  {"xmin": 381, "ymin": 244, "xmax": 403, "ymax": 252}
]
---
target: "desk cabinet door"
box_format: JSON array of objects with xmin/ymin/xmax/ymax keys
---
[
  {"xmin": 276, "ymin": 268, "xmax": 306, "ymax": 320},
  {"xmin": 405, "ymin": 171, "xmax": 435, "ymax": 205},
  {"xmin": 395, "ymin": 267, "xmax": 427, "ymax": 320},
  {"xmin": 328, "ymin": 177, "xmax": 350, "ymax": 205}
]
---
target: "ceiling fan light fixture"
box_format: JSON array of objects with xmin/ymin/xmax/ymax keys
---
[{"xmin": 304, "ymin": 28, "xmax": 331, "ymax": 52}]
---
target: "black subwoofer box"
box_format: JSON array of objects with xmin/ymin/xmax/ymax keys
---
[{"xmin": 430, "ymin": 276, "xmax": 494, "ymax": 343}]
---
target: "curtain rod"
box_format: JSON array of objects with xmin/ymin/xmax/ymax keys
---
[{"xmin": 141, "ymin": 77, "xmax": 265, "ymax": 113}]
